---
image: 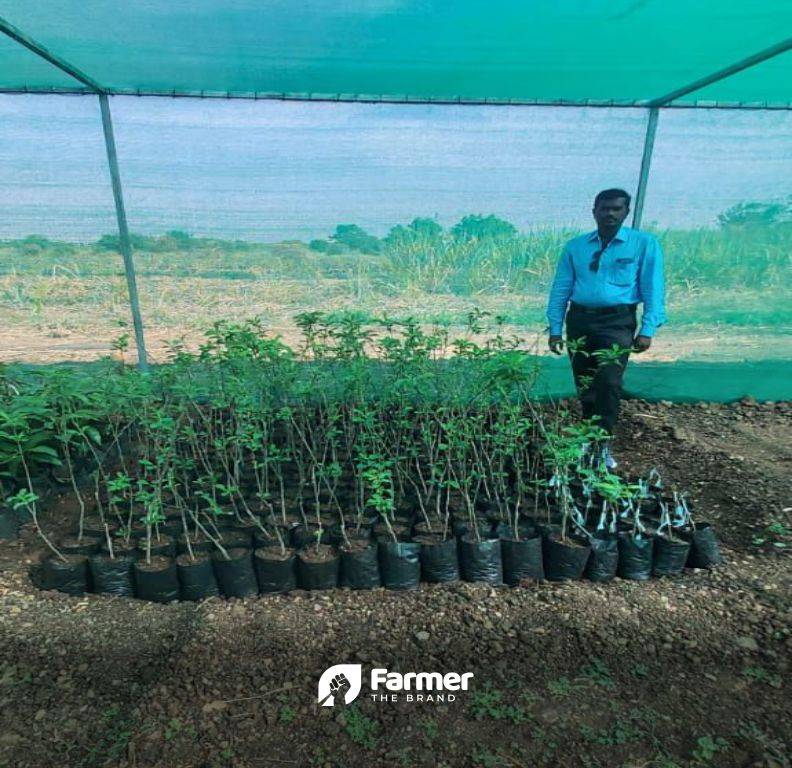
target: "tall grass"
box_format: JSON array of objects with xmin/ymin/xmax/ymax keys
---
[
  {"xmin": 1, "ymin": 222, "xmax": 790, "ymax": 336},
  {"xmin": 3, "ymin": 223, "xmax": 789, "ymax": 292}
]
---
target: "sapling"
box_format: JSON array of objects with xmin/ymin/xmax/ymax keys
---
[
  {"xmin": 106, "ymin": 473, "xmax": 133, "ymax": 543},
  {"xmin": 184, "ymin": 503, "xmax": 230, "ymax": 560},
  {"xmin": 542, "ymin": 422, "xmax": 603, "ymax": 542},
  {"xmin": 658, "ymin": 489, "xmax": 693, "ymax": 538},
  {"xmin": 135, "ymin": 484, "xmax": 166, "ymax": 564},
  {"xmin": 2, "ymin": 404, "xmax": 64, "ymax": 558},
  {"xmin": 195, "ymin": 489, "xmax": 233, "ymax": 539},
  {"xmin": 592, "ymin": 473, "xmax": 625, "ymax": 536},
  {"xmin": 9, "ymin": 489, "xmax": 65, "ymax": 561},
  {"xmin": 360, "ymin": 453, "xmax": 397, "ymax": 544},
  {"xmin": 264, "ymin": 443, "xmax": 290, "ymax": 525},
  {"xmin": 565, "ymin": 336, "xmax": 591, "ymax": 398},
  {"xmin": 51, "ymin": 398, "xmax": 90, "ymax": 538},
  {"xmin": 591, "ymin": 343, "xmax": 633, "ymax": 370}
]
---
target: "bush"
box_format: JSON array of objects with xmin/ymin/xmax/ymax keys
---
[
  {"xmin": 330, "ymin": 224, "xmax": 381, "ymax": 255},
  {"xmin": 94, "ymin": 231, "xmax": 197, "ymax": 253},
  {"xmin": 451, "ymin": 214, "xmax": 517, "ymax": 240},
  {"xmin": 717, "ymin": 198, "xmax": 791, "ymax": 228},
  {"xmin": 309, "ymin": 239, "xmax": 345, "ymax": 255},
  {"xmin": 383, "ymin": 217, "xmax": 443, "ymax": 248}
]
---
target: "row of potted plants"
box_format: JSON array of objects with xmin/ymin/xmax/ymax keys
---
[
  {"xmin": 2, "ymin": 312, "xmax": 721, "ymax": 603},
  {"xmin": 32, "ymin": 481, "xmax": 722, "ymax": 601}
]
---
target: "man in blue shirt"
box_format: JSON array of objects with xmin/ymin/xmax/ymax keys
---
[{"xmin": 546, "ymin": 189, "xmax": 666, "ymax": 468}]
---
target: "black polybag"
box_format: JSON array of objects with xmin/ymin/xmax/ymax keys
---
[
  {"xmin": 340, "ymin": 544, "xmax": 381, "ymax": 590},
  {"xmin": 212, "ymin": 548, "xmax": 259, "ymax": 598},
  {"xmin": 458, "ymin": 536, "xmax": 503, "ymax": 585},
  {"xmin": 378, "ymin": 541, "xmax": 421, "ymax": 590}
]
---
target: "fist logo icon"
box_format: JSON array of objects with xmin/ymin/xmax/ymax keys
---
[
  {"xmin": 317, "ymin": 665, "xmax": 362, "ymax": 707},
  {"xmin": 329, "ymin": 673, "xmax": 350, "ymax": 695}
]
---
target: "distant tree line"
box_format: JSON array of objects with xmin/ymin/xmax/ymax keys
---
[
  {"xmin": 309, "ymin": 214, "xmax": 518, "ymax": 255},
  {"xmin": 7, "ymin": 198, "xmax": 789, "ymax": 257}
]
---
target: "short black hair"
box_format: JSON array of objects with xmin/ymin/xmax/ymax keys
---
[{"xmin": 594, "ymin": 188, "xmax": 631, "ymax": 209}]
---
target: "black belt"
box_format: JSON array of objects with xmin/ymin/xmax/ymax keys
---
[{"xmin": 569, "ymin": 302, "xmax": 637, "ymax": 316}]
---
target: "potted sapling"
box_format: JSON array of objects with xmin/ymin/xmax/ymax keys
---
[
  {"xmin": 133, "ymin": 497, "xmax": 180, "ymax": 603},
  {"xmin": 653, "ymin": 491, "xmax": 692, "ymax": 576},
  {"xmin": 615, "ymin": 478, "xmax": 655, "ymax": 581},
  {"xmin": 329, "ymin": 443, "xmax": 379, "ymax": 590},
  {"xmin": 201, "ymin": 487, "xmax": 259, "ymax": 598},
  {"xmin": 411, "ymin": 420, "xmax": 461, "ymax": 584},
  {"xmin": 541, "ymin": 431, "xmax": 591, "ymax": 581},
  {"xmin": 174, "ymin": 500, "xmax": 228, "ymax": 601},
  {"xmin": 583, "ymin": 470, "xmax": 623, "ymax": 583},
  {"xmin": 4, "ymin": 407, "xmax": 90, "ymax": 595},
  {"xmin": 252, "ymin": 504, "xmax": 297, "ymax": 594},
  {"xmin": 294, "ymin": 419, "xmax": 341, "ymax": 591},
  {"xmin": 495, "ymin": 408, "xmax": 543, "ymax": 584},
  {"xmin": 681, "ymin": 491, "xmax": 723, "ymax": 568},
  {"xmin": 94, "ymin": 473, "xmax": 137, "ymax": 559},
  {"xmin": 337, "ymin": 483, "xmax": 381, "ymax": 590},
  {"xmin": 88, "ymin": 491, "xmax": 136, "ymax": 598},
  {"xmin": 295, "ymin": 523, "xmax": 340, "ymax": 591},
  {"xmin": 363, "ymin": 455, "xmax": 417, "ymax": 590},
  {"xmin": 12, "ymin": 488, "xmax": 89, "ymax": 596},
  {"xmin": 248, "ymin": 429, "xmax": 298, "ymax": 595},
  {"xmin": 451, "ymin": 443, "xmax": 503, "ymax": 586},
  {"xmin": 443, "ymin": 412, "xmax": 492, "ymax": 542},
  {"xmin": 133, "ymin": 479, "xmax": 176, "ymax": 559}
]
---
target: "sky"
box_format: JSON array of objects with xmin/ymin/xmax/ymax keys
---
[{"xmin": 0, "ymin": 95, "xmax": 790, "ymax": 241}]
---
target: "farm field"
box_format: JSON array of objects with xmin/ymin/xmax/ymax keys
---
[{"xmin": 1, "ymin": 222, "xmax": 790, "ymax": 364}]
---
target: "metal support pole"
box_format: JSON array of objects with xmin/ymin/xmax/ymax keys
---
[
  {"xmin": 99, "ymin": 93, "xmax": 149, "ymax": 371},
  {"xmin": 632, "ymin": 107, "xmax": 659, "ymax": 230}
]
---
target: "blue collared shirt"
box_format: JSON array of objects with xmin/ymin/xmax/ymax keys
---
[{"xmin": 545, "ymin": 226, "xmax": 667, "ymax": 337}]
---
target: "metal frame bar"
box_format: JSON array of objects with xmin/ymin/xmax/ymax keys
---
[
  {"xmin": 649, "ymin": 37, "xmax": 792, "ymax": 107},
  {"xmin": 632, "ymin": 107, "xmax": 659, "ymax": 229},
  {"xmin": 630, "ymin": 39, "xmax": 792, "ymax": 229},
  {"xmin": 0, "ymin": 15, "xmax": 149, "ymax": 370},
  {"xmin": 98, "ymin": 93, "xmax": 149, "ymax": 371},
  {"xmin": 1, "ymin": 85, "xmax": 791, "ymax": 110},
  {"xmin": 0, "ymin": 16, "xmax": 105, "ymax": 92}
]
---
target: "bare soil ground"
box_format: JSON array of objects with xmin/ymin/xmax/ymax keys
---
[
  {"xmin": 1, "ymin": 274, "xmax": 786, "ymax": 364},
  {"xmin": 0, "ymin": 400, "xmax": 790, "ymax": 768},
  {"xmin": 0, "ymin": 323, "xmax": 775, "ymax": 366}
]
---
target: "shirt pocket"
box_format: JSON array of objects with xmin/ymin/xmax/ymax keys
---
[{"xmin": 608, "ymin": 256, "xmax": 637, "ymax": 287}]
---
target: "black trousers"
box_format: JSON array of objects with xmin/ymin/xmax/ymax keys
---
[{"xmin": 565, "ymin": 303, "xmax": 637, "ymax": 435}]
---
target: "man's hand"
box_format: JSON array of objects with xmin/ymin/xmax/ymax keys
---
[
  {"xmin": 548, "ymin": 335, "xmax": 564, "ymax": 355},
  {"xmin": 632, "ymin": 335, "xmax": 652, "ymax": 354}
]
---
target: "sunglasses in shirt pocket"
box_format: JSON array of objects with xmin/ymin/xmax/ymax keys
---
[{"xmin": 608, "ymin": 256, "xmax": 637, "ymax": 286}]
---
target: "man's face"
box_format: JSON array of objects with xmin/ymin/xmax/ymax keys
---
[{"xmin": 593, "ymin": 197, "xmax": 629, "ymax": 231}]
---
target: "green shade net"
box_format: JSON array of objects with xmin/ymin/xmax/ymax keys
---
[
  {"xmin": 1, "ymin": 1, "xmax": 791, "ymax": 104},
  {"xmin": 534, "ymin": 359, "xmax": 792, "ymax": 402},
  {"xmin": 0, "ymin": 2, "xmax": 790, "ymax": 401},
  {"xmin": 0, "ymin": 30, "xmax": 80, "ymax": 89},
  {"xmin": 1, "ymin": 95, "xmax": 790, "ymax": 400},
  {"xmin": 694, "ymin": 51, "xmax": 792, "ymax": 105}
]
